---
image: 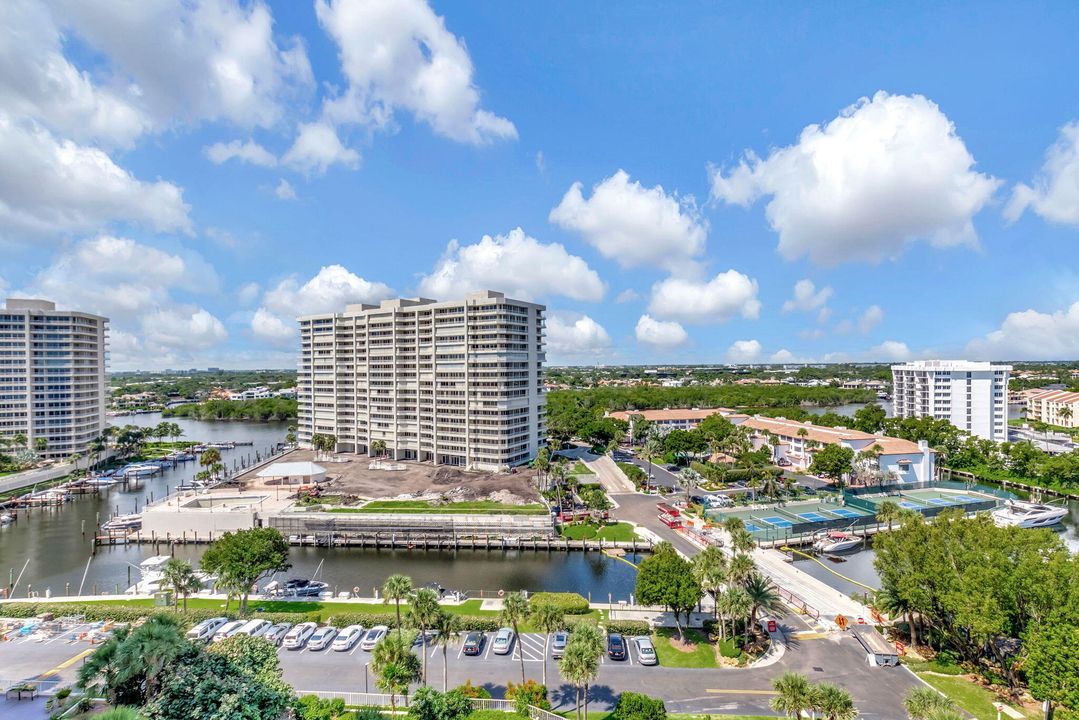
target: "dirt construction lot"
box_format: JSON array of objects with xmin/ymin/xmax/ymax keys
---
[{"xmin": 243, "ymin": 449, "xmax": 541, "ymax": 503}]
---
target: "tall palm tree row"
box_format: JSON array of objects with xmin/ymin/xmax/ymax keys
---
[
  {"xmin": 382, "ymin": 574, "xmax": 413, "ymax": 639},
  {"xmin": 500, "ymin": 591, "xmax": 530, "ymax": 685}
]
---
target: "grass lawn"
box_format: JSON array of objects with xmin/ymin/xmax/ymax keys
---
[
  {"xmin": 68, "ymin": 596, "xmax": 604, "ymax": 630},
  {"xmin": 915, "ymin": 673, "xmax": 1036, "ymax": 720},
  {"xmin": 651, "ymin": 628, "xmax": 717, "ymax": 668},
  {"xmin": 902, "ymin": 658, "xmax": 964, "ymax": 675},
  {"xmin": 569, "ymin": 461, "xmax": 591, "ymax": 475},
  {"xmin": 559, "ymin": 522, "xmax": 637, "ymax": 542},
  {"xmin": 329, "ymin": 500, "xmax": 548, "ymax": 515}
]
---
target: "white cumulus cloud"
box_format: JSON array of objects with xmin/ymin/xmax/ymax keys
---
[
  {"xmin": 858, "ymin": 305, "xmax": 884, "ymax": 334},
  {"xmin": 418, "ymin": 227, "xmax": 606, "ymax": 302},
  {"xmin": 206, "ymin": 139, "xmax": 277, "ymax": 167},
  {"xmin": 782, "ymin": 279, "xmax": 833, "ymax": 313},
  {"xmin": 726, "ymin": 339, "xmax": 762, "ymax": 363},
  {"xmin": 274, "ymin": 178, "xmax": 297, "ymax": 200},
  {"xmin": 966, "ymin": 301, "xmax": 1079, "ymax": 360},
  {"xmin": 143, "ymin": 306, "xmax": 228, "ymax": 350},
  {"xmin": 647, "ymin": 270, "xmax": 760, "ymax": 324},
  {"xmin": 1006, "ymin": 122, "xmax": 1079, "ymax": 227},
  {"xmin": 0, "ymin": 116, "xmax": 191, "ymax": 240},
  {"xmin": 253, "ymin": 264, "xmax": 394, "ymax": 344},
  {"xmin": 868, "ymin": 340, "xmax": 912, "ymax": 362},
  {"xmin": 710, "ymin": 91, "xmax": 1000, "ymax": 265},
  {"xmin": 770, "ymin": 349, "xmax": 797, "ymax": 363},
  {"xmin": 549, "ymin": 170, "xmax": 707, "ymax": 273},
  {"xmin": 635, "ymin": 315, "xmax": 688, "ymax": 348},
  {"xmin": 546, "ymin": 312, "xmax": 611, "ymax": 356},
  {"xmin": 282, "ymin": 121, "xmax": 361, "ymax": 174},
  {"xmin": 48, "ymin": 0, "xmax": 312, "ymax": 132},
  {"xmin": 314, "ymin": 0, "xmax": 515, "ymax": 145}
]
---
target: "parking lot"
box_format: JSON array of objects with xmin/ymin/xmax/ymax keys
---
[{"xmin": 0, "ymin": 620, "xmax": 922, "ymax": 719}]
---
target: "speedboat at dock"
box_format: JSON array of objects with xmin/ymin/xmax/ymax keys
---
[
  {"xmin": 813, "ymin": 531, "xmax": 862, "ymax": 553},
  {"xmin": 991, "ymin": 500, "xmax": 1068, "ymax": 529}
]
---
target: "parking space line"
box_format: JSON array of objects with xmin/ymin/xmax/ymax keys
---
[
  {"xmin": 456, "ymin": 642, "xmax": 465, "ymax": 660},
  {"xmin": 705, "ymin": 689, "xmax": 778, "ymax": 696},
  {"xmin": 483, "ymin": 635, "xmax": 493, "ymax": 660}
]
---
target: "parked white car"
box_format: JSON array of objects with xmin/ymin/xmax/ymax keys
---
[
  {"xmin": 282, "ymin": 621, "xmax": 318, "ymax": 650},
  {"xmin": 235, "ymin": 619, "xmax": 272, "ymax": 638},
  {"xmin": 633, "ymin": 636, "xmax": 658, "ymax": 665},
  {"xmin": 492, "ymin": 628, "xmax": 515, "ymax": 655},
  {"xmin": 186, "ymin": 617, "xmax": 228, "ymax": 642},
  {"xmin": 360, "ymin": 625, "xmax": 389, "ymax": 651},
  {"xmin": 332, "ymin": 625, "xmax": 365, "ymax": 651},
  {"xmin": 211, "ymin": 620, "xmax": 247, "ymax": 643},
  {"xmin": 307, "ymin": 626, "xmax": 338, "ymax": 651},
  {"xmin": 263, "ymin": 623, "xmax": 293, "ymax": 646}
]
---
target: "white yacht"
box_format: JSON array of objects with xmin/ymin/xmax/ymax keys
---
[
  {"xmin": 991, "ymin": 500, "xmax": 1068, "ymax": 529},
  {"xmin": 813, "ymin": 531, "xmax": 861, "ymax": 553}
]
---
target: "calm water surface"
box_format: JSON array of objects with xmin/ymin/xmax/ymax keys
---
[{"xmin": 0, "ymin": 413, "xmax": 639, "ymax": 599}]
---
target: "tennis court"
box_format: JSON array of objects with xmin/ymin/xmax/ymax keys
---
[
  {"xmin": 709, "ymin": 498, "xmax": 874, "ymax": 538},
  {"xmin": 898, "ymin": 500, "xmax": 923, "ymax": 509}
]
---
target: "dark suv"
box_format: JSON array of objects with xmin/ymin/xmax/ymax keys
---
[
  {"xmin": 463, "ymin": 631, "xmax": 484, "ymax": 655},
  {"xmin": 607, "ymin": 633, "xmax": 626, "ymax": 660}
]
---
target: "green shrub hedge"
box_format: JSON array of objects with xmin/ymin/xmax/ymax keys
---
[
  {"xmin": 604, "ymin": 620, "xmax": 651, "ymax": 636},
  {"xmin": 326, "ymin": 612, "xmax": 501, "ymax": 632},
  {"xmin": 0, "ymin": 602, "xmax": 320, "ymax": 626},
  {"xmin": 528, "ymin": 592, "xmax": 590, "ymax": 615}
]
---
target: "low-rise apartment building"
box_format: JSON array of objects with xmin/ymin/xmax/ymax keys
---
[
  {"xmin": 0, "ymin": 298, "xmax": 108, "ymax": 459},
  {"xmin": 297, "ymin": 291, "xmax": 546, "ymax": 471},
  {"xmin": 607, "ymin": 407, "xmax": 936, "ymax": 484},
  {"xmin": 892, "ymin": 360, "xmax": 1010, "ymax": 441},
  {"xmin": 1022, "ymin": 388, "xmax": 1079, "ymax": 429}
]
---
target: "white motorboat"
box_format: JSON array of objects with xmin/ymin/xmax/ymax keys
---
[
  {"xmin": 101, "ymin": 514, "xmax": 142, "ymax": 532},
  {"xmin": 121, "ymin": 464, "xmax": 160, "ymax": 477},
  {"xmin": 85, "ymin": 475, "xmax": 122, "ymax": 488},
  {"xmin": 991, "ymin": 500, "xmax": 1068, "ymax": 529},
  {"xmin": 1, "ymin": 513, "xmax": 14, "ymax": 525},
  {"xmin": 813, "ymin": 531, "xmax": 862, "ymax": 553}
]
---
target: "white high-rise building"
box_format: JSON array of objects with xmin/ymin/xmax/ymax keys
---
[
  {"xmin": 891, "ymin": 360, "xmax": 1010, "ymax": 441},
  {"xmin": 0, "ymin": 298, "xmax": 109, "ymax": 459},
  {"xmin": 297, "ymin": 291, "xmax": 546, "ymax": 471}
]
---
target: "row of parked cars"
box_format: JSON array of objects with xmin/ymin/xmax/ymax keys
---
[
  {"xmin": 186, "ymin": 617, "xmax": 390, "ymax": 652},
  {"xmin": 460, "ymin": 629, "xmax": 657, "ymax": 665}
]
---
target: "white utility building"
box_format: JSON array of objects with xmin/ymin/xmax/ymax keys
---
[{"xmin": 891, "ymin": 360, "xmax": 1010, "ymax": 441}]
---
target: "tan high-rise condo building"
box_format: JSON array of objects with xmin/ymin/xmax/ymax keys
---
[
  {"xmin": 0, "ymin": 298, "xmax": 109, "ymax": 459},
  {"xmin": 297, "ymin": 291, "xmax": 546, "ymax": 471}
]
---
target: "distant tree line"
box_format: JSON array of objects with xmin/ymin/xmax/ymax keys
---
[{"xmin": 163, "ymin": 398, "xmax": 297, "ymax": 422}]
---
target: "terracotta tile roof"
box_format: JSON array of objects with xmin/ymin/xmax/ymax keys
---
[
  {"xmin": 606, "ymin": 407, "xmax": 730, "ymax": 422},
  {"xmin": 737, "ymin": 415, "xmax": 928, "ymax": 456}
]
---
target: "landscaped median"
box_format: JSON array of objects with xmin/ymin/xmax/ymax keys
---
[
  {"xmin": 902, "ymin": 658, "xmax": 1039, "ymax": 720},
  {"xmin": 650, "ymin": 627, "xmax": 753, "ymax": 668},
  {"xmin": 558, "ymin": 521, "xmax": 637, "ymax": 542}
]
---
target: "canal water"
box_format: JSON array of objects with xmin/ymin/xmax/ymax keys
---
[{"xmin": 0, "ymin": 413, "xmax": 640, "ymax": 600}]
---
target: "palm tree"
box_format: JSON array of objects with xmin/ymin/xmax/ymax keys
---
[
  {"xmin": 372, "ymin": 439, "xmax": 387, "ymax": 458},
  {"xmin": 113, "ymin": 615, "xmax": 186, "ymax": 702},
  {"xmin": 770, "ymin": 671, "xmax": 815, "ymax": 719},
  {"xmin": 382, "ymin": 574, "xmax": 413, "ymax": 638},
  {"xmin": 78, "ymin": 629, "xmax": 127, "ymax": 703},
  {"xmin": 730, "ymin": 528, "xmax": 757, "ymax": 555},
  {"xmin": 530, "ymin": 602, "xmax": 565, "ymax": 686},
  {"xmin": 904, "ymin": 687, "xmax": 958, "ymax": 720},
  {"xmin": 876, "ymin": 585, "xmax": 917, "ymax": 645},
  {"xmin": 161, "ymin": 558, "xmax": 201, "ymax": 612},
  {"xmin": 96, "ymin": 708, "xmax": 147, "ymax": 720},
  {"xmin": 643, "ymin": 434, "xmax": 663, "ymax": 489},
  {"xmin": 561, "ymin": 624, "xmax": 603, "ymax": 720},
  {"xmin": 728, "ymin": 553, "xmax": 756, "ymax": 586},
  {"xmin": 744, "ymin": 573, "xmax": 786, "ymax": 636},
  {"xmin": 875, "ymin": 499, "xmax": 901, "ymax": 530},
  {"xmin": 431, "ymin": 611, "xmax": 463, "ymax": 691},
  {"xmin": 813, "ymin": 682, "xmax": 857, "ymax": 720},
  {"xmin": 1060, "ymin": 406, "xmax": 1073, "ymax": 428},
  {"xmin": 371, "ymin": 633, "xmax": 422, "ymax": 714},
  {"xmin": 533, "ymin": 447, "xmax": 551, "ymax": 491},
  {"xmin": 691, "ymin": 546, "xmax": 728, "ymax": 618},
  {"xmin": 500, "ymin": 591, "xmax": 530, "ymax": 684},
  {"xmin": 408, "ymin": 588, "xmax": 442, "ymax": 685},
  {"xmin": 199, "ymin": 447, "xmax": 222, "ymax": 479}
]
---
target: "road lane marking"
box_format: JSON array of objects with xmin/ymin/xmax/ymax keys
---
[
  {"xmin": 705, "ymin": 689, "xmax": 778, "ymax": 696},
  {"xmin": 40, "ymin": 648, "xmax": 95, "ymax": 678},
  {"xmin": 483, "ymin": 635, "xmax": 493, "ymax": 660}
]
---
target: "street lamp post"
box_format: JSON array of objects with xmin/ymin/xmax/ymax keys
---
[{"xmin": 364, "ymin": 662, "xmax": 370, "ymax": 693}]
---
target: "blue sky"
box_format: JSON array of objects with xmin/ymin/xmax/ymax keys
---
[{"xmin": 2, "ymin": 0, "xmax": 1078, "ymax": 369}]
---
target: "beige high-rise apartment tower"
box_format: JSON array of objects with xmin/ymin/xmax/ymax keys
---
[
  {"xmin": 0, "ymin": 298, "xmax": 109, "ymax": 459},
  {"xmin": 297, "ymin": 291, "xmax": 546, "ymax": 471}
]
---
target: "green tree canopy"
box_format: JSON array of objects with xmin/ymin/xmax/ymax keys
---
[
  {"xmin": 634, "ymin": 543, "xmax": 702, "ymax": 640},
  {"xmin": 200, "ymin": 528, "xmax": 291, "ymax": 614}
]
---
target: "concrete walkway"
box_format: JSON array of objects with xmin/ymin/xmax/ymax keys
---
[{"xmin": 583, "ymin": 455, "xmax": 636, "ymax": 495}]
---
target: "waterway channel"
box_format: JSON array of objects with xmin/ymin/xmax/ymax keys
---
[{"xmin": 0, "ymin": 413, "xmax": 640, "ymax": 600}]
